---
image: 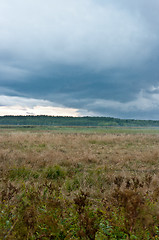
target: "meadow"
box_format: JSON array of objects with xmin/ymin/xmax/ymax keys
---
[{"xmin": 1, "ymin": 127, "xmax": 159, "ymax": 239}]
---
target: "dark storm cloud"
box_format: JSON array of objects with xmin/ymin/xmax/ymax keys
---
[{"xmin": 0, "ymin": 0, "xmax": 159, "ymax": 118}]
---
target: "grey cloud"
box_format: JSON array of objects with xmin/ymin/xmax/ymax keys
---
[
  {"xmin": 81, "ymin": 87, "xmax": 159, "ymax": 119},
  {"xmin": 0, "ymin": 0, "xmax": 159, "ymax": 119},
  {"xmin": 0, "ymin": 95, "xmax": 62, "ymax": 108},
  {"xmin": 0, "ymin": 64, "xmax": 29, "ymax": 82},
  {"xmin": 0, "ymin": 0, "xmax": 157, "ymax": 71}
]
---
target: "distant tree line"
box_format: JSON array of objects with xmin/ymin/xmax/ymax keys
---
[{"xmin": 0, "ymin": 115, "xmax": 159, "ymax": 127}]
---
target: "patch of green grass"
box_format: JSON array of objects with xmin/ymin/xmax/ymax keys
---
[
  {"xmin": 45, "ymin": 165, "xmax": 66, "ymax": 180},
  {"xmin": 9, "ymin": 167, "xmax": 31, "ymax": 180},
  {"xmin": 38, "ymin": 143, "xmax": 46, "ymax": 148},
  {"xmin": 9, "ymin": 167, "xmax": 40, "ymax": 180},
  {"xmin": 65, "ymin": 178, "xmax": 80, "ymax": 192}
]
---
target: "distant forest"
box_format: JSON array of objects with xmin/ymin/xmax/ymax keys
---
[{"xmin": 0, "ymin": 116, "xmax": 159, "ymax": 127}]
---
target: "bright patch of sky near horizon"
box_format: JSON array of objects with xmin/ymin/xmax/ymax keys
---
[{"xmin": 0, "ymin": 0, "xmax": 159, "ymax": 119}]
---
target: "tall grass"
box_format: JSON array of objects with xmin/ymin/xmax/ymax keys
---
[{"xmin": 1, "ymin": 130, "xmax": 159, "ymax": 239}]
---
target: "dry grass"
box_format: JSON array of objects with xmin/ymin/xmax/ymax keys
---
[
  {"xmin": 1, "ymin": 131, "xmax": 159, "ymax": 197},
  {"xmin": 1, "ymin": 131, "xmax": 159, "ymax": 173},
  {"xmin": 1, "ymin": 129, "xmax": 159, "ymax": 239}
]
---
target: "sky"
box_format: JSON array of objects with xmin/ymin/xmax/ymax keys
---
[{"xmin": 0, "ymin": 0, "xmax": 159, "ymax": 119}]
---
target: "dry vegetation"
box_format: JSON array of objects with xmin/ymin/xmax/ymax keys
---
[{"xmin": 1, "ymin": 130, "xmax": 159, "ymax": 239}]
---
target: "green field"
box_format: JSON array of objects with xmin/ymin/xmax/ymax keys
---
[{"xmin": 1, "ymin": 125, "xmax": 159, "ymax": 134}]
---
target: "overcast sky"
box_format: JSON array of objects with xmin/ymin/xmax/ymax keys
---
[{"xmin": 0, "ymin": 0, "xmax": 159, "ymax": 119}]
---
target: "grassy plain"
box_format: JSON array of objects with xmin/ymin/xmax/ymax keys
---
[{"xmin": 1, "ymin": 126, "xmax": 159, "ymax": 239}]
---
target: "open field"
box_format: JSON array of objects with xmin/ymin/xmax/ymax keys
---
[
  {"xmin": 1, "ymin": 125, "xmax": 159, "ymax": 134},
  {"xmin": 1, "ymin": 127, "xmax": 159, "ymax": 239}
]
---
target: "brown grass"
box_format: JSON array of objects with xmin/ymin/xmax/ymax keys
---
[
  {"xmin": 1, "ymin": 131, "xmax": 159, "ymax": 188},
  {"xmin": 1, "ymin": 130, "xmax": 159, "ymax": 239}
]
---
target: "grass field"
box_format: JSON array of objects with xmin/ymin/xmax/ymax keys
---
[
  {"xmin": 1, "ymin": 125, "xmax": 159, "ymax": 134},
  {"xmin": 1, "ymin": 127, "xmax": 159, "ymax": 239}
]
